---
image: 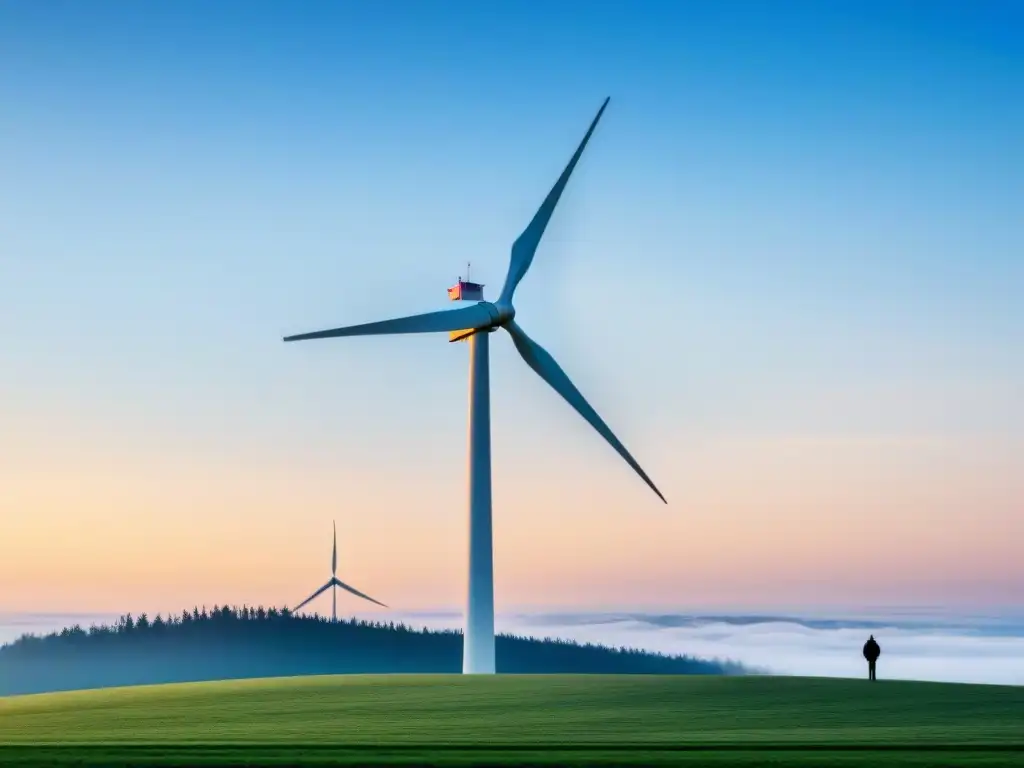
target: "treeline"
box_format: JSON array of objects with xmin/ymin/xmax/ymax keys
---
[{"xmin": 0, "ymin": 604, "xmax": 743, "ymax": 695}]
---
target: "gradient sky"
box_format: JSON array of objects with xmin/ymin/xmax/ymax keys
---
[{"xmin": 2, "ymin": 0, "xmax": 1022, "ymax": 617}]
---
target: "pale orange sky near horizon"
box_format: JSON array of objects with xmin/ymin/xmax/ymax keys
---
[{"xmin": 5, "ymin": 412, "xmax": 1021, "ymax": 615}]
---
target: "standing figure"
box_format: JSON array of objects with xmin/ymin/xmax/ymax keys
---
[{"xmin": 862, "ymin": 634, "xmax": 881, "ymax": 681}]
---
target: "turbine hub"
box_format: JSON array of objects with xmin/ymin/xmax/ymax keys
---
[
  {"xmin": 493, "ymin": 301, "xmax": 515, "ymax": 326},
  {"xmin": 448, "ymin": 301, "xmax": 508, "ymax": 343}
]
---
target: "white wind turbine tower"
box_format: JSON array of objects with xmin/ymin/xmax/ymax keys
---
[
  {"xmin": 284, "ymin": 97, "xmax": 665, "ymax": 673},
  {"xmin": 292, "ymin": 521, "xmax": 387, "ymax": 622}
]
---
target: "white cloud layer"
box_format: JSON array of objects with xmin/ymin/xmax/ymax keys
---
[{"xmin": 397, "ymin": 608, "xmax": 1024, "ymax": 686}]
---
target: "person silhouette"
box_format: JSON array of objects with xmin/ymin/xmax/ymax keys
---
[{"xmin": 862, "ymin": 634, "xmax": 881, "ymax": 681}]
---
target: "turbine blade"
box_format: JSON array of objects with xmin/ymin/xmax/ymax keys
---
[
  {"xmin": 292, "ymin": 579, "xmax": 333, "ymax": 613},
  {"xmin": 505, "ymin": 320, "xmax": 666, "ymax": 503},
  {"xmin": 284, "ymin": 303, "xmax": 497, "ymax": 343},
  {"xmin": 498, "ymin": 97, "xmax": 610, "ymax": 305},
  {"xmin": 332, "ymin": 576, "xmax": 388, "ymax": 608},
  {"xmin": 331, "ymin": 520, "xmax": 337, "ymax": 576}
]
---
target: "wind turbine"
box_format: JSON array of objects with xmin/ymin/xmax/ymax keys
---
[
  {"xmin": 292, "ymin": 521, "xmax": 387, "ymax": 622},
  {"xmin": 283, "ymin": 97, "xmax": 665, "ymax": 673}
]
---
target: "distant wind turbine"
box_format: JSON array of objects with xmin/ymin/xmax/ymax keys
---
[
  {"xmin": 283, "ymin": 97, "xmax": 664, "ymax": 673},
  {"xmin": 292, "ymin": 521, "xmax": 387, "ymax": 622}
]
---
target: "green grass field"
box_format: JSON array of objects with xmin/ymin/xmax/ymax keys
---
[{"xmin": 2, "ymin": 674, "xmax": 1023, "ymax": 766}]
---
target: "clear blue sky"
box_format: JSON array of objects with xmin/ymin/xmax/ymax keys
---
[{"xmin": 2, "ymin": 1, "xmax": 1022, "ymax": 613}]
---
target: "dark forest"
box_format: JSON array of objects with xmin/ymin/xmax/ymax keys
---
[{"xmin": 1, "ymin": 604, "xmax": 743, "ymax": 695}]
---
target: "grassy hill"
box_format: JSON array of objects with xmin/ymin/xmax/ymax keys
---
[{"xmin": 2, "ymin": 674, "xmax": 1022, "ymax": 766}]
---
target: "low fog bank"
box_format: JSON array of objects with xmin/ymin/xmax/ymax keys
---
[
  {"xmin": 374, "ymin": 608, "xmax": 1024, "ymax": 686},
  {"xmin": 520, "ymin": 611, "xmax": 1024, "ymax": 685}
]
